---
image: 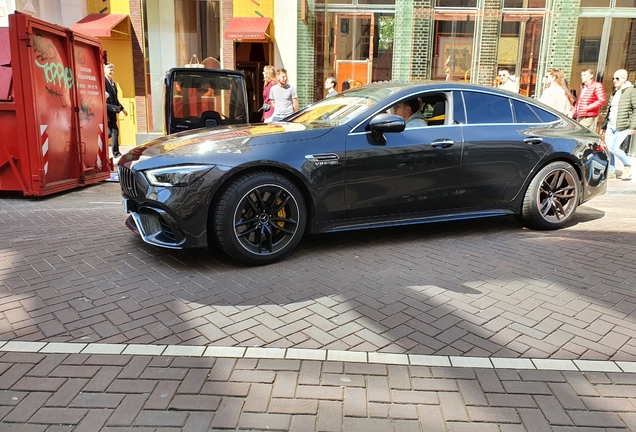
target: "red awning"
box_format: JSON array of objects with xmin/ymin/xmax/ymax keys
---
[
  {"xmin": 224, "ymin": 17, "xmax": 271, "ymax": 40},
  {"xmin": 71, "ymin": 13, "xmax": 129, "ymax": 38}
]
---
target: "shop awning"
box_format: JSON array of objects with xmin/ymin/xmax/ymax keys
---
[
  {"xmin": 71, "ymin": 13, "xmax": 130, "ymax": 38},
  {"xmin": 224, "ymin": 17, "xmax": 271, "ymax": 40}
]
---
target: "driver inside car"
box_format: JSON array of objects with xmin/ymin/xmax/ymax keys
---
[{"xmin": 392, "ymin": 98, "xmax": 427, "ymax": 129}]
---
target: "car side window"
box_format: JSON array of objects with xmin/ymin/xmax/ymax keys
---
[
  {"xmin": 512, "ymin": 99, "xmax": 543, "ymax": 123},
  {"xmin": 463, "ymin": 91, "xmax": 513, "ymax": 124},
  {"xmin": 529, "ymin": 104, "xmax": 560, "ymax": 123},
  {"xmin": 453, "ymin": 91, "xmax": 466, "ymax": 124},
  {"xmin": 418, "ymin": 93, "xmax": 450, "ymax": 126}
]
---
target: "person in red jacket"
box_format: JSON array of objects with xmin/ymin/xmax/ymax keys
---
[{"xmin": 573, "ymin": 68, "xmax": 607, "ymax": 131}]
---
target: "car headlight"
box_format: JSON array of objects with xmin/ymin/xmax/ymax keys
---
[{"xmin": 144, "ymin": 165, "xmax": 214, "ymax": 187}]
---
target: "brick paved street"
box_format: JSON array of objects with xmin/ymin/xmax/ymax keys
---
[{"xmin": 1, "ymin": 179, "xmax": 636, "ymax": 430}]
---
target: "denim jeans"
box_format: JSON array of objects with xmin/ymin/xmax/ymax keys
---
[
  {"xmin": 605, "ymin": 127, "xmax": 632, "ymax": 173},
  {"xmin": 271, "ymin": 115, "xmax": 287, "ymax": 122}
]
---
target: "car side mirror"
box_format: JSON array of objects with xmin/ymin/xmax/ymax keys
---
[{"xmin": 368, "ymin": 113, "xmax": 405, "ymax": 142}]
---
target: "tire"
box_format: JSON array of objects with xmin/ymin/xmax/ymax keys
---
[
  {"xmin": 213, "ymin": 171, "xmax": 306, "ymax": 265},
  {"xmin": 520, "ymin": 161, "xmax": 580, "ymax": 230}
]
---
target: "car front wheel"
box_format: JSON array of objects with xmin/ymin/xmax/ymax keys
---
[
  {"xmin": 213, "ymin": 171, "xmax": 306, "ymax": 265},
  {"xmin": 520, "ymin": 161, "xmax": 580, "ymax": 230}
]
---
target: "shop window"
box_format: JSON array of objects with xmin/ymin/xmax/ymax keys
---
[
  {"xmin": 432, "ymin": 14, "xmax": 475, "ymax": 81},
  {"xmin": 498, "ymin": 14, "xmax": 543, "ymax": 97},
  {"xmin": 318, "ymin": 12, "xmax": 393, "ymax": 96},
  {"xmin": 174, "ymin": 0, "xmax": 221, "ymax": 68},
  {"xmin": 603, "ymin": 18, "xmax": 636, "ymax": 100},
  {"xmin": 358, "ymin": 0, "xmax": 395, "ymax": 4},
  {"xmin": 572, "ymin": 18, "xmax": 604, "ymax": 89},
  {"xmin": 144, "ymin": 0, "xmax": 221, "ymax": 133},
  {"xmin": 323, "ymin": 0, "xmax": 395, "ymax": 3},
  {"xmin": 435, "ymin": 0, "xmax": 477, "ymax": 7},
  {"xmin": 616, "ymin": 0, "xmax": 636, "ymax": 7},
  {"xmin": 503, "ymin": 0, "xmax": 546, "ymax": 8},
  {"xmin": 580, "ymin": 0, "xmax": 610, "ymax": 6}
]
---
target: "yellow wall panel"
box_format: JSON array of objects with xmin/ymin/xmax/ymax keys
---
[
  {"xmin": 234, "ymin": 0, "xmax": 273, "ymax": 18},
  {"xmin": 87, "ymin": 0, "xmax": 130, "ymax": 15}
]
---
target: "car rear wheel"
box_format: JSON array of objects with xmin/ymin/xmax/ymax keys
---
[
  {"xmin": 520, "ymin": 161, "xmax": 579, "ymax": 230},
  {"xmin": 213, "ymin": 171, "xmax": 306, "ymax": 265}
]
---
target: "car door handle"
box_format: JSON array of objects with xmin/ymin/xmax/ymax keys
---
[
  {"xmin": 524, "ymin": 137, "xmax": 544, "ymax": 145},
  {"xmin": 430, "ymin": 139, "xmax": 454, "ymax": 149}
]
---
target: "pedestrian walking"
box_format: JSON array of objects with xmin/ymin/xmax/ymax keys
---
[
  {"xmin": 261, "ymin": 65, "xmax": 277, "ymax": 123},
  {"xmin": 539, "ymin": 68, "xmax": 576, "ymax": 116},
  {"xmin": 104, "ymin": 62, "xmax": 127, "ymax": 158},
  {"xmin": 573, "ymin": 68, "xmax": 606, "ymax": 131},
  {"xmin": 324, "ymin": 77, "xmax": 338, "ymax": 98},
  {"xmin": 497, "ymin": 68, "xmax": 519, "ymax": 93},
  {"xmin": 269, "ymin": 68, "xmax": 298, "ymax": 122},
  {"xmin": 601, "ymin": 69, "xmax": 634, "ymax": 180}
]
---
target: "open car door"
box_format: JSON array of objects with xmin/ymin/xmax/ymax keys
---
[{"xmin": 163, "ymin": 67, "xmax": 249, "ymax": 135}]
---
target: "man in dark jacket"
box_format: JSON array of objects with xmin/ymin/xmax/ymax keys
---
[
  {"xmin": 601, "ymin": 69, "xmax": 634, "ymax": 180},
  {"xmin": 574, "ymin": 68, "xmax": 606, "ymax": 131},
  {"xmin": 104, "ymin": 63, "xmax": 128, "ymax": 157}
]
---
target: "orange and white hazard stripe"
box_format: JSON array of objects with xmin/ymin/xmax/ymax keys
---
[
  {"xmin": 40, "ymin": 125, "xmax": 49, "ymax": 174},
  {"xmin": 97, "ymin": 123, "xmax": 104, "ymax": 170}
]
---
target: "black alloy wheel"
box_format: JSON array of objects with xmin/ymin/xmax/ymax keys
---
[
  {"xmin": 521, "ymin": 161, "xmax": 580, "ymax": 230},
  {"xmin": 213, "ymin": 171, "xmax": 306, "ymax": 265}
]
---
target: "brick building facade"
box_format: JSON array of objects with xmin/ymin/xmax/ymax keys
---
[{"xmin": 18, "ymin": 0, "xmax": 634, "ymax": 146}]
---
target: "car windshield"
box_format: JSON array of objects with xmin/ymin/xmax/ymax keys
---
[{"xmin": 290, "ymin": 85, "xmax": 398, "ymax": 126}]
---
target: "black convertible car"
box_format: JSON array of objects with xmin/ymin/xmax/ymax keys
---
[{"xmin": 118, "ymin": 82, "xmax": 609, "ymax": 265}]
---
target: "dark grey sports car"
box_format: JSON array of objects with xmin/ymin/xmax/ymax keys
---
[{"xmin": 118, "ymin": 82, "xmax": 609, "ymax": 265}]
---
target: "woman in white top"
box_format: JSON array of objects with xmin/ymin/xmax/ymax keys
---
[{"xmin": 539, "ymin": 68, "xmax": 576, "ymax": 117}]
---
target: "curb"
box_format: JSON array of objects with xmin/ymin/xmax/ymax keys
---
[
  {"xmin": 606, "ymin": 186, "xmax": 636, "ymax": 195},
  {"xmin": 0, "ymin": 340, "xmax": 634, "ymax": 373}
]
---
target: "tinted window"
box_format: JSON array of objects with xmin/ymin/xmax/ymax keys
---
[
  {"xmin": 512, "ymin": 100, "xmax": 542, "ymax": 123},
  {"xmin": 453, "ymin": 92, "xmax": 466, "ymax": 124},
  {"xmin": 463, "ymin": 92, "xmax": 513, "ymax": 124},
  {"xmin": 436, "ymin": 0, "xmax": 477, "ymax": 6},
  {"xmin": 530, "ymin": 105, "xmax": 560, "ymax": 123}
]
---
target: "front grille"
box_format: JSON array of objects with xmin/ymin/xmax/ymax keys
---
[{"xmin": 118, "ymin": 165, "xmax": 138, "ymax": 197}]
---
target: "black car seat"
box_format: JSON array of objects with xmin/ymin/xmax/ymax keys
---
[
  {"xmin": 427, "ymin": 101, "xmax": 446, "ymax": 126},
  {"xmin": 200, "ymin": 110, "xmax": 222, "ymax": 127}
]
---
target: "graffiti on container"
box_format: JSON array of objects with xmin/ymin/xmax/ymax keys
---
[
  {"xmin": 80, "ymin": 99, "xmax": 95, "ymax": 121},
  {"xmin": 45, "ymin": 85, "xmax": 68, "ymax": 108},
  {"xmin": 32, "ymin": 34, "xmax": 57, "ymax": 62},
  {"xmin": 35, "ymin": 61, "xmax": 74, "ymax": 90},
  {"xmin": 31, "ymin": 33, "xmax": 74, "ymax": 106}
]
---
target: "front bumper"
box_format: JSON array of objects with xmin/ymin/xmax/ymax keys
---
[{"xmin": 119, "ymin": 164, "xmax": 227, "ymax": 250}]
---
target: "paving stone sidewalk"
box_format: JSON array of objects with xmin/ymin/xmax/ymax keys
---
[
  {"xmin": 2, "ymin": 183, "xmax": 636, "ymax": 360},
  {"xmin": 1, "ymin": 180, "xmax": 636, "ymax": 429},
  {"xmin": 2, "ymin": 349, "xmax": 636, "ymax": 431}
]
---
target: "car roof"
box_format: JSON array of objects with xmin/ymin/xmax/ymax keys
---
[{"xmin": 354, "ymin": 80, "xmax": 527, "ymax": 99}]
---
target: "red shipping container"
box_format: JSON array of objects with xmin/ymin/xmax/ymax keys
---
[{"xmin": 0, "ymin": 12, "xmax": 109, "ymax": 196}]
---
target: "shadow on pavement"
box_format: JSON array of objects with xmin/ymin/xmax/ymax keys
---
[{"xmin": 0, "ymin": 183, "xmax": 633, "ymax": 363}]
